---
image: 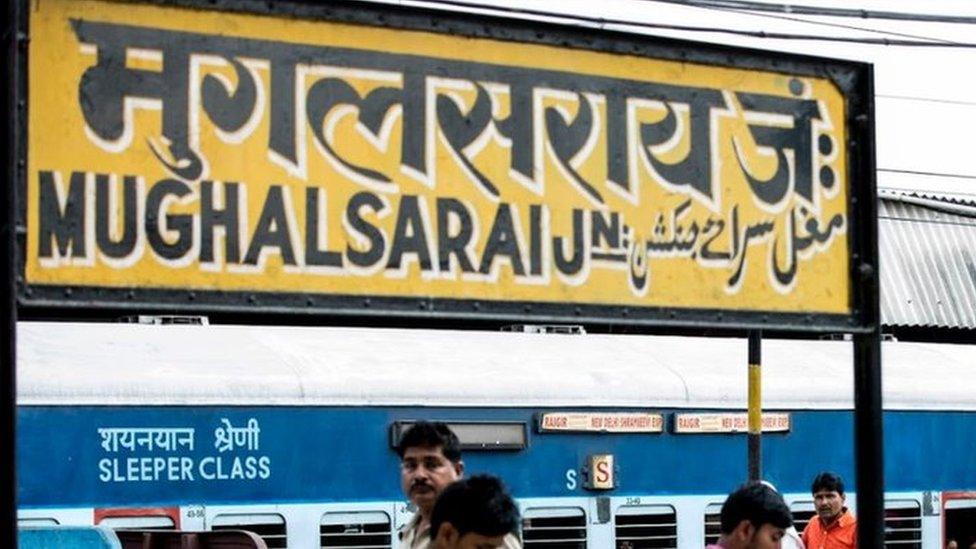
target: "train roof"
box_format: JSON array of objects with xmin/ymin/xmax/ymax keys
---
[{"xmin": 16, "ymin": 321, "xmax": 976, "ymax": 411}]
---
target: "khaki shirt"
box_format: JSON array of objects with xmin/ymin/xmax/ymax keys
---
[{"xmin": 398, "ymin": 513, "xmax": 522, "ymax": 549}]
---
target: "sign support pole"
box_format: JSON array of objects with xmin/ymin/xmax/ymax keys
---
[
  {"xmin": 854, "ymin": 330, "xmax": 883, "ymax": 548},
  {"xmin": 747, "ymin": 330, "xmax": 762, "ymax": 482},
  {"xmin": 854, "ymin": 233, "xmax": 884, "ymax": 546},
  {"xmin": 2, "ymin": 0, "xmax": 20, "ymax": 545},
  {"xmin": 852, "ymin": 68, "xmax": 883, "ymax": 549}
]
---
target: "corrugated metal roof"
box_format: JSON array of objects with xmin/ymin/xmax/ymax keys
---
[
  {"xmin": 879, "ymin": 191, "xmax": 976, "ymax": 329},
  {"xmin": 881, "ymin": 189, "xmax": 976, "ymax": 209}
]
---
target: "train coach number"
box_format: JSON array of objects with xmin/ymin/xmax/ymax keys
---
[{"xmin": 186, "ymin": 508, "xmax": 205, "ymax": 519}]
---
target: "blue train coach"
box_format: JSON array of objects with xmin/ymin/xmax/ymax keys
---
[{"xmin": 15, "ymin": 321, "xmax": 976, "ymax": 547}]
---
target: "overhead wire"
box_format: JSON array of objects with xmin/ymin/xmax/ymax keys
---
[
  {"xmin": 639, "ymin": 0, "xmax": 976, "ymax": 25},
  {"xmin": 389, "ymin": 0, "xmax": 976, "ymax": 201},
  {"xmin": 647, "ymin": 0, "xmax": 960, "ymax": 45},
  {"xmin": 877, "ymin": 94, "xmax": 976, "ymax": 107},
  {"xmin": 878, "ymin": 215, "xmax": 976, "ymax": 228},
  {"xmin": 879, "ymin": 169, "xmax": 976, "ymax": 181},
  {"xmin": 633, "ymin": 0, "xmax": 976, "ymax": 124},
  {"xmin": 394, "ymin": 0, "xmax": 976, "ymax": 47}
]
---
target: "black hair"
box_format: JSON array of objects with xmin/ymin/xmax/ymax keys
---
[
  {"xmin": 396, "ymin": 421, "xmax": 462, "ymax": 463},
  {"xmin": 429, "ymin": 474, "xmax": 521, "ymax": 541},
  {"xmin": 811, "ymin": 471, "xmax": 845, "ymax": 495},
  {"xmin": 720, "ymin": 481, "xmax": 793, "ymax": 534}
]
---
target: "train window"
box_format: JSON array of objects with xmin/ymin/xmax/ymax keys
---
[
  {"xmin": 212, "ymin": 513, "xmax": 287, "ymax": 549},
  {"xmin": 18, "ymin": 518, "xmax": 60, "ymax": 526},
  {"xmin": 614, "ymin": 504, "xmax": 677, "ymax": 549},
  {"xmin": 884, "ymin": 499, "xmax": 921, "ymax": 549},
  {"xmin": 703, "ymin": 503, "xmax": 723, "ymax": 545},
  {"xmin": 98, "ymin": 515, "xmax": 176, "ymax": 529},
  {"xmin": 321, "ymin": 511, "xmax": 392, "ymax": 548},
  {"xmin": 523, "ymin": 507, "xmax": 587, "ymax": 549},
  {"xmin": 945, "ymin": 498, "xmax": 976, "ymax": 548},
  {"xmin": 789, "ymin": 501, "xmax": 816, "ymax": 534},
  {"xmin": 390, "ymin": 421, "xmax": 527, "ymax": 451}
]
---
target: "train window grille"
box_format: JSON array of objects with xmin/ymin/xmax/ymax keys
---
[
  {"xmin": 884, "ymin": 500, "xmax": 922, "ymax": 549},
  {"xmin": 703, "ymin": 503, "xmax": 723, "ymax": 546},
  {"xmin": 523, "ymin": 507, "xmax": 587, "ymax": 549},
  {"xmin": 321, "ymin": 511, "xmax": 392, "ymax": 549},
  {"xmin": 212, "ymin": 513, "xmax": 288, "ymax": 548},
  {"xmin": 614, "ymin": 504, "xmax": 677, "ymax": 549},
  {"xmin": 789, "ymin": 501, "xmax": 816, "ymax": 535}
]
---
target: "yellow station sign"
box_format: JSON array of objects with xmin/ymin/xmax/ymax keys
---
[{"xmin": 26, "ymin": 0, "xmax": 856, "ymax": 319}]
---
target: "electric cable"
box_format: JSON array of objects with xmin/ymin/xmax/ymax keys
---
[
  {"xmin": 878, "ymin": 95, "xmax": 976, "ymax": 107},
  {"xmin": 639, "ymin": 0, "xmax": 976, "ymax": 25},
  {"xmin": 879, "ymin": 215, "xmax": 976, "ymax": 228},
  {"xmin": 880, "ymin": 168, "xmax": 976, "ymax": 181},
  {"xmin": 653, "ymin": 0, "xmax": 958, "ymax": 44},
  {"xmin": 391, "ymin": 0, "xmax": 976, "ymax": 47}
]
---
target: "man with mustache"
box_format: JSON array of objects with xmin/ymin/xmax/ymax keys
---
[
  {"xmin": 397, "ymin": 422, "xmax": 521, "ymax": 549},
  {"xmin": 801, "ymin": 472, "xmax": 857, "ymax": 549}
]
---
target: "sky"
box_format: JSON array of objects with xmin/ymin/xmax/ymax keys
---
[{"xmin": 361, "ymin": 0, "xmax": 976, "ymax": 199}]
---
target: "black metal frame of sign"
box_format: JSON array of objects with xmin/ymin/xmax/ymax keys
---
[
  {"xmin": 17, "ymin": 0, "xmax": 876, "ymax": 333},
  {"xmin": 3, "ymin": 1, "xmax": 883, "ymax": 547}
]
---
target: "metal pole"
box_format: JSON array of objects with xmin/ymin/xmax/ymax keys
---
[
  {"xmin": 852, "ymin": 62, "xmax": 884, "ymax": 549},
  {"xmin": 2, "ymin": 0, "xmax": 20, "ymax": 546},
  {"xmin": 747, "ymin": 330, "xmax": 761, "ymax": 482},
  {"xmin": 854, "ymin": 331, "xmax": 884, "ymax": 548}
]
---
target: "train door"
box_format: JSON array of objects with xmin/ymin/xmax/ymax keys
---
[{"xmin": 944, "ymin": 492, "xmax": 976, "ymax": 549}]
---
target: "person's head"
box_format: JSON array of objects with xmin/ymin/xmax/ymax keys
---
[
  {"xmin": 810, "ymin": 472, "xmax": 846, "ymax": 523},
  {"xmin": 397, "ymin": 422, "xmax": 464, "ymax": 515},
  {"xmin": 429, "ymin": 475, "xmax": 520, "ymax": 549},
  {"xmin": 718, "ymin": 481, "xmax": 793, "ymax": 549}
]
